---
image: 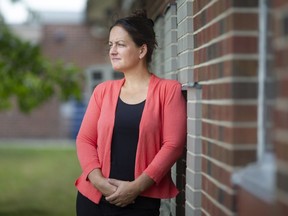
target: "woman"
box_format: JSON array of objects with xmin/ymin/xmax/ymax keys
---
[{"xmin": 75, "ymin": 9, "xmax": 186, "ymax": 216}]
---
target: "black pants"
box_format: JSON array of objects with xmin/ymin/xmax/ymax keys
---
[{"xmin": 76, "ymin": 192, "xmax": 160, "ymax": 216}]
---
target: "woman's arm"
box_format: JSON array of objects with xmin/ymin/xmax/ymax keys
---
[
  {"xmin": 76, "ymin": 87, "xmax": 102, "ymax": 179},
  {"xmin": 88, "ymin": 168, "xmax": 117, "ymax": 197},
  {"xmin": 144, "ymin": 82, "xmax": 187, "ymax": 184}
]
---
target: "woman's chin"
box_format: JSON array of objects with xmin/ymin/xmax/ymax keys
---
[{"xmin": 112, "ymin": 66, "xmax": 123, "ymax": 72}]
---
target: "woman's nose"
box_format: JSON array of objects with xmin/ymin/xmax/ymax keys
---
[{"xmin": 109, "ymin": 45, "xmax": 117, "ymax": 54}]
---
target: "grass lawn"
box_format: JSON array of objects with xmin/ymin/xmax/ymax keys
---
[{"xmin": 0, "ymin": 143, "xmax": 81, "ymax": 216}]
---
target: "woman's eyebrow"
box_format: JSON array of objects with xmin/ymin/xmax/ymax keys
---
[{"xmin": 108, "ymin": 40, "xmax": 126, "ymax": 44}]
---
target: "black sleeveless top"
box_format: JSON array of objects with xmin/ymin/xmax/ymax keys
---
[
  {"xmin": 109, "ymin": 97, "xmax": 145, "ymax": 181},
  {"xmin": 109, "ymin": 97, "xmax": 160, "ymax": 209}
]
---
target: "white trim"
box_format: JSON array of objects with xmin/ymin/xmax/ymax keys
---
[
  {"xmin": 232, "ymin": 153, "xmax": 276, "ymax": 203},
  {"xmin": 202, "ymin": 172, "xmax": 235, "ymax": 195},
  {"xmin": 199, "ymin": 136, "xmax": 257, "ymax": 150},
  {"xmin": 201, "ymin": 99, "xmax": 258, "ymax": 105},
  {"xmin": 257, "ymin": 0, "xmax": 268, "ymax": 160},
  {"xmin": 201, "ymin": 154, "xmax": 234, "ymax": 172},
  {"xmin": 202, "ymin": 118, "xmax": 257, "ymax": 128}
]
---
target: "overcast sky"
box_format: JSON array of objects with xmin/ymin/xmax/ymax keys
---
[{"xmin": 0, "ymin": 0, "xmax": 87, "ymax": 24}]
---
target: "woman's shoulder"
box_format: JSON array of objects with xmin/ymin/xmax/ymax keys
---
[
  {"xmin": 94, "ymin": 79, "xmax": 124, "ymax": 91},
  {"xmin": 152, "ymin": 74, "xmax": 182, "ymax": 89}
]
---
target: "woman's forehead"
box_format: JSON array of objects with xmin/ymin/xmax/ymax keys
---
[{"xmin": 109, "ymin": 26, "xmax": 131, "ymax": 41}]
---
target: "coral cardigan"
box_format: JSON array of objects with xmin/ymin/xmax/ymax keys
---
[{"xmin": 75, "ymin": 74, "xmax": 187, "ymax": 204}]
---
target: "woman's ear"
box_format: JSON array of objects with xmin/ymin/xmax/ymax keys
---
[{"xmin": 139, "ymin": 44, "xmax": 148, "ymax": 59}]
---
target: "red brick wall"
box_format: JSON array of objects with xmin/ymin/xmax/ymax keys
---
[
  {"xmin": 129, "ymin": 0, "xmax": 288, "ymax": 215},
  {"xmin": 0, "ymin": 98, "xmax": 66, "ymax": 138},
  {"xmin": 41, "ymin": 24, "xmax": 109, "ymax": 68},
  {"xmin": 272, "ymin": 0, "xmax": 288, "ymax": 214},
  {"xmin": 193, "ymin": 0, "xmax": 258, "ymax": 215}
]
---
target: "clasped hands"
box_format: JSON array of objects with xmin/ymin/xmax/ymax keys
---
[
  {"xmin": 88, "ymin": 169, "xmax": 153, "ymax": 208},
  {"xmin": 96, "ymin": 177, "xmax": 140, "ymax": 207}
]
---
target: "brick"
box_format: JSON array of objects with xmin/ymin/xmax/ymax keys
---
[
  {"xmin": 187, "ymin": 118, "xmax": 202, "ymax": 136},
  {"xmin": 231, "ymin": 36, "xmax": 258, "ymax": 54},
  {"xmin": 277, "ymin": 199, "xmax": 288, "ymax": 216},
  {"xmin": 164, "ymin": 44, "xmax": 178, "ymax": 59},
  {"xmin": 164, "ymin": 15, "xmax": 177, "ymax": 31},
  {"xmin": 277, "ymin": 76, "xmax": 288, "ymax": 98},
  {"xmin": 232, "ymin": 82, "xmax": 258, "ymax": 99},
  {"xmin": 178, "ymin": 34, "xmax": 194, "ymax": 53},
  {"xmin": 272, "ymin": 0, "xmax": 288, "ymax": 8},
  {"xmin": 186, "ymin": 168, "xmax": 202, "ymax": 189},
  {"xmin": 277, "ymin": 170, "xmax": 288, "ymax": 193},
  {"xmin": 233, "ymin": 0, "xmax": 258, "ymax": 7},
  {"xmin": 202, "ymin": 192, "xmax": 233, "ymax": 216},
  {"xmin": 202, "ymin": 175, "xmax": 236, "ymax": 211},
  {"xmin": 194, "ymin": 36, "xmax": 258, "ymax": 65},
  {"xmin": 193, "ymin": 59, "xmax": 258, "ymax": 82},
  {"xmin": 187, "ymin": 88, "xmax": 202, "ymax": 101},
  {"xmin": 274, "ymin": 109, "xmax": 288, "ymax": 129},
  {"xmin": 202, "ymin": 82, "xmax": 258, "ymax": 100},
  {"xmin": 178, "ymin": 50, "xmax": 194, "ymax": 68},
  {"xmin": 187, "ymin": 151, "xmax": 202, "ymax": 172},
  {"xmin": 0, "ymin": 97, "xmax": 67, "ymax": 138},
  {"xmin": 42, "ymin": 25, "xmax": 107, "ymax": 67},
  {"xmin": 232, "ymin": 149, "xmax": 257, "ymax": 166},
  {"xmin": 202, "ymin": 157, "xmax": 233, "ymax": 188},
  {"xmin": 193, "ymin": 0, "xmax": 233, "ymax": 32},
  {"xmin": 230, "ymin": 13, "xmax": 258, "ymax": 31},
  {"xmin": 232, "ymin": 60, "xmax": 258, "ymax": 76},
  {"xmin": 193, "ymin": 0, "xmax": 212, "ymax": 16},
  {"xmin": 274, "ymin": 49, "xmax": 288, "ymax": 68},
  {"xmin": 186, "ymin": 185, "xmax": 202, "ymax": 207},
  {"xmin": 177, "ymin": 1, "xmax": 193, "ymax": 23},
  {"xmin": 187, "ymin": 102, "xmax": 201, "ymax": 119},
  {"xmin": 202, "ymin": 104, "xmax": 257, "ymax": 122},
  {"xmin": 185, "ymin": 203, "xmax": 201, "ymax": 216},
  {"xmin": 164, "ymin": 30, "xmax": 177, "ymax": 45},
  {"xmin": 187, "ymin": 135, "xmax": 202, "ymax": 154},
  {"xmin": 202, "ymin": 140, "xmax": 256, "ymax": 166},
  {"xmin": 178, "ymin": 68, "xmax": 194, "ymax": 84},
  {"xmin": 275, "ymin": 140, "xmax": 288, "ymax": 162},
  {"xmin": 178, "ymin": 17, "xmax": 193, "ymax": 36}
]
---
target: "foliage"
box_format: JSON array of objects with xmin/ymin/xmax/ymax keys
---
[{"xmin": 0, "ymin": 19, "xmax": 82, "ymax": 113}]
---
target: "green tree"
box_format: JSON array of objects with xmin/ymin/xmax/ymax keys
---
[{"xmin": 0, "ymin": 1, "xmax": 82, "ymax": 113}]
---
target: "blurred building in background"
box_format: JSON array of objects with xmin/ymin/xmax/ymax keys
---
[
  {"xmin": 0, "ymin": 0, "xmax": 288, "ymax": 215},
  {"xmin": 0, "ymin": 3, "xmax": 119, "ymax": 139}
]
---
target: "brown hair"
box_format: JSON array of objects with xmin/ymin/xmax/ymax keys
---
[{"xmin": 110, "ymin": 9, "xmax": 158, "ymax": 64}]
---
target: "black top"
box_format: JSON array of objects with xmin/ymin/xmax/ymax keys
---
[
  {"xmin": 109, "ymin": 97, "xmax": 160, "ymax": 209},
  {"xmin": 109, "ymin": 97, "xmax": 145, "ymax": 181}
]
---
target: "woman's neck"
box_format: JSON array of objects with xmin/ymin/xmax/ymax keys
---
[{"xmin": 122, "ymin": 69, "xmax": 151, "ymax": 90}]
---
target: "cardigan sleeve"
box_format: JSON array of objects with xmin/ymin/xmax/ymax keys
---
[
  {"xmin": 76, "ymin": 85, "xmax": 103, "ymax": 179},
  {"xmin": 144, "ymin": 82, "xmax": 187, "ymax": 184}
]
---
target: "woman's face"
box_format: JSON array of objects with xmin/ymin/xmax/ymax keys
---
[{"xmin": 109, "ymin": 25, "xmax": 142, "ymax": 72}]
